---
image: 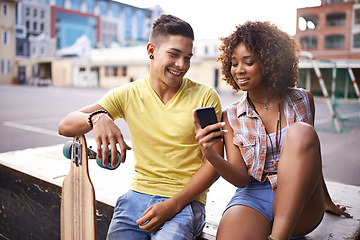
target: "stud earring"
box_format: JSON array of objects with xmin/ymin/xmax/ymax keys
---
[{"xmin": 149, "ymin": 54, "xmax": 154, "ymax": 59}]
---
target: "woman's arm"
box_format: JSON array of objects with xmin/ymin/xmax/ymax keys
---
[{"xmin": 194, "ymin": 109, "xmax": 248, "ymax": 188}]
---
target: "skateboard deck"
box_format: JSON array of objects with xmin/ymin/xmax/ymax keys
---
[{"xmin": 61, "ymin": 135, "xmax": 96, "ymax": 240}]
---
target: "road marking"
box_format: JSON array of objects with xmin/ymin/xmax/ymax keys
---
[{"xmin": 3, "ymin": 118, "xmax": 61, "ymax": 137}]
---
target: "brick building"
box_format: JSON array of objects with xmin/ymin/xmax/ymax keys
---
[
  {"xmin": 296, "ymin": 0, "xmax": 360, "ymax": 60},
  {"xmin": 295, "ymin": 0, "xmax": 360, "ymax": 100}
]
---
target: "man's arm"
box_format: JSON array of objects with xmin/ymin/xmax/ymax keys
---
[{"xmin": 58, "ymin": 103, "xmax": 131, "ymax": 165}]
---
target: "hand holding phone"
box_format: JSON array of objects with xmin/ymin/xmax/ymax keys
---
[{"xmin": 195, "ymin": 106, "xmax": 221, "ymax": 139}]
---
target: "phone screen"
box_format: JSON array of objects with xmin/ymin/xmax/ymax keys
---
[{"xmin": 196, "ymin": 106, "xmax": 221, "ymax": 138}]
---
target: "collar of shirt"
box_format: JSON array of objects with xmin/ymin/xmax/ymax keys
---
[
  {"xmin": 236, "ymin": 93, "xmax": 258, "ymax": 118},
  {"xmin": 236, "ymin": 89, "xmax": 306, "ymax": 120}
]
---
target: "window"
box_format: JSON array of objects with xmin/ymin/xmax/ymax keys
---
[
  {"xmin": 3, "ymin": 3, "xmax": 7, "ymax": 15},
  {"xmin": 112, "ymin": 4, "xmax": 121, "ymax": 18},
  {"xmin": 56, "ymin": 0, "xmax": 65, "ymax": 7},
  {"xmin": 33, "ymin": 22, "xmax": 37, "ymax": 31},
  {"xmin": 0, "ymin": 60, "xmax": 4, "ymax": 74},
  {"xmin": 300, "ymin": 36, "xmax": 318, "ymax": 50},
  {"xmin": 33, "ymin": 9, "xmax": 37, "ymax": 18},
  {"xmin": 86, "ymin": 0, "xmax": 95, "ymax": 13},
  {"xmin": 71, "ymin": 0, "xmax": 82, "ymax": 11},
  {"xmin": 326, "ymin": 12, "xmax": 346, "ymax": 26},
  {"xmin": 122, "ymin": 66, "xmax": 127, "ymax": 76},
  {"xmin": 40, "ymin": 23, "xmax": 44, "ymax": 32},
  {"xmin": 26, "ymin": 7, "xmax": 30, "ymax": 16},
  {"xmin": 26, "ymin": 21, "xmax": 30, "ymax": 29},
  {"xmin": 124, "ymin": 7, "xmax": 132, "ymax": 39},
  {"xmin": 3, "ymin": 31, "xmax": 7, "ymax": 45},
  {"xmin": 6, "ymin": 60, "xmax": 11, "ymax": 74},
  {"xmin": 136, "ymin": 10, "xmax": 144, "ymax": 40},
  {"xmin": 325, "ymin": 35, "xmax": 344, "ymax": 49},
  {"xmin": 353, "ymin": 33, "xmax": 360, "ymax": 48},
  {"xmin": 99, "ymin": 0, "xmax": 109, "ymax": 16},
  {"xmin": 355, "ymin": 9, "xmax": 360, "ymax": 25},
  {"xmin": 40, "ymin": 10, "xmax": 45, "ymax": 19},
  {"xmin": 324, "ymin": 0, "xmax": 343, "ymax": 3},
  {"xmin": 105, "ymin": 66, "xmax": 118, "ymax": 77}
]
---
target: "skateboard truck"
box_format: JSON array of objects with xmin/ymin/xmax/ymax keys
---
[
  {"xmin": 63, "ymin": 140, "xmax": 120, "ymax": 170},
  {"xmin": 72, "ymin": 140, "xmax": 82, "ymax": 165}
]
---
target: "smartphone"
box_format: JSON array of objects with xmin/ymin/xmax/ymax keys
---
[{"xmin": 196, "ymin": 106, "xmax": 221, "ymax": 139}]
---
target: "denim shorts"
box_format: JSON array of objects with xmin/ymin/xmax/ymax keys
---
[
  {"xmin": 224, "ymin": 180, "xmax": 323, "ymax": 239},
  {"xmin": 106, "ymin": 190, "xmax": 205, "ymax": 240},
  {"xmin": 225, "ymin": 180, "xmax": 276, "ymax": 223}
]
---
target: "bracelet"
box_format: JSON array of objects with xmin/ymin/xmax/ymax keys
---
[
  {"xmin": 268, "ymin": 235, "xmax": 279, "ymax": 240},
  {"xmin": 88, "ymin": 110, "xmax": 107, "ymax": 128},
  {"xmin": 93, "ymin": 113, "xmax": 106, "ymax": 125}
]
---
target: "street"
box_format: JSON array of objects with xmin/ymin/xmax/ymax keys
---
[{"xmin": 1, "ymin": 85, "xmax": 359, "ymax": 186}]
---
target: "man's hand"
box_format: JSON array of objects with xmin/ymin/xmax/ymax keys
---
[
  {"xmin": 93, "ymin": 113, "xmax": 131, "ymax": 167},
  {"xmin": 136, "ymin": 199, "xmax": 179, "ymax": 233}
]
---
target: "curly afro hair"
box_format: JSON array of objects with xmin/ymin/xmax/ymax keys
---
[{"xmin": 218, "ymin": 21, "xmax": 302, "ymax": 97}]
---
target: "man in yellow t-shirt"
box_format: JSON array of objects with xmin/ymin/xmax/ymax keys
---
[{"xmin": 58, "ymin": 14, "xmax": 225, "ymax": 240}]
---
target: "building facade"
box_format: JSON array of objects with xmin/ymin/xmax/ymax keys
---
[
  {"xmin": 296, "ymin": 0, "xmax": 360, "ymax": 60},
  {"xmin": 50, "ymin": 39, "xmax": 233, "ymax": 93},
  {"xmin": 12, "ymin": 0, "xmax": 163, "ymax": 85},
  {"xmin": 0, "ymin": 0, "xmax": 19, "ymax": 84},
  {"xmin": 295, "ymin": 0, "xmax": 360, "ymax": 99},
  {"xmin": 16, "ymin": 0, "xmax": 163, "ymax": 57}
]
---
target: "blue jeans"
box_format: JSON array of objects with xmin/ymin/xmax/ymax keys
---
[{"xmin": 106, "ymin": 190, "xmax": 206, "ymax": 240}]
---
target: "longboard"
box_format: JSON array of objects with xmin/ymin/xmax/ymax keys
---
[{"xmin": 60, "ymin": 135, "xmax": 96, "ymax": 240}]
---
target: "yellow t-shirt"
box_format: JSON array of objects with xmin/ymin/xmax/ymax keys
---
[{"xmin": 98, "ymin": 76, "xmax": 221, "ymax": 204}]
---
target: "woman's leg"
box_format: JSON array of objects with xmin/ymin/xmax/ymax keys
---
[
  {"xmin": 217, "ymin": 205, "xmax": 271, "ymax": 240},
  {"xmin": 271, "ymin": 122, "xmax": 325, "ymax": 239}
]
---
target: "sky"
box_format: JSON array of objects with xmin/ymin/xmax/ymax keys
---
[{"xmin": 119, "ymin": 0, "xmax": 321, "ymax": 40}]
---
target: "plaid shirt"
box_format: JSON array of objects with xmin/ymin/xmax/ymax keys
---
[{"xmin": 226, "ymin": 88, "xmax": 313, "ymax": 191}]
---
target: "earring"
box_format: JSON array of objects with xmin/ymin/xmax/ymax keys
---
[{"xmin": 149, "ymin": 54, "xmax": 154, "ymax": 59}]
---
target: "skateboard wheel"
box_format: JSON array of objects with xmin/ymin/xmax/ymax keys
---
[
  {"xmin": 96, "ymin": 149, "xmax": 121, "ymax": 170},
  {"xmin": 63, "ymin": 141, "xmax": 73, "ymax": 159}
]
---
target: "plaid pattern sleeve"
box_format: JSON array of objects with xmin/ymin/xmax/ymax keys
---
[{"xmin": 227, "ymin": 94, "xmax": 267, "ymax": 183}]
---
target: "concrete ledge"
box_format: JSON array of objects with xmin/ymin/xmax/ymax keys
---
[
  {"xmin": 201, "ymin": 178, "xmax": 360, "ymax": 240},
  {"xmin": 0, "ymin": 143, "xmax": 359, "ymax": 240}
]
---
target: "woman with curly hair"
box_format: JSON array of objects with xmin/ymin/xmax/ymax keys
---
[{"xmin": 193, "ymin": 21, "xmax": 352, "ymax": 240}]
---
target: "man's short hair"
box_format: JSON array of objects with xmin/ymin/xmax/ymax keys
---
[{"xmin": 149, "ymin": 14, "xmax": 194, "ymax": 44}]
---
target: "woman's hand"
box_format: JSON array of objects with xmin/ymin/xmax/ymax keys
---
[
  {"xmin": 193, "ymin": 110, "xmax": 227, "ymax": 160},
  {"xmin": 325, "ymin": 200, "xmax": 353, "ymax": 218}
]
